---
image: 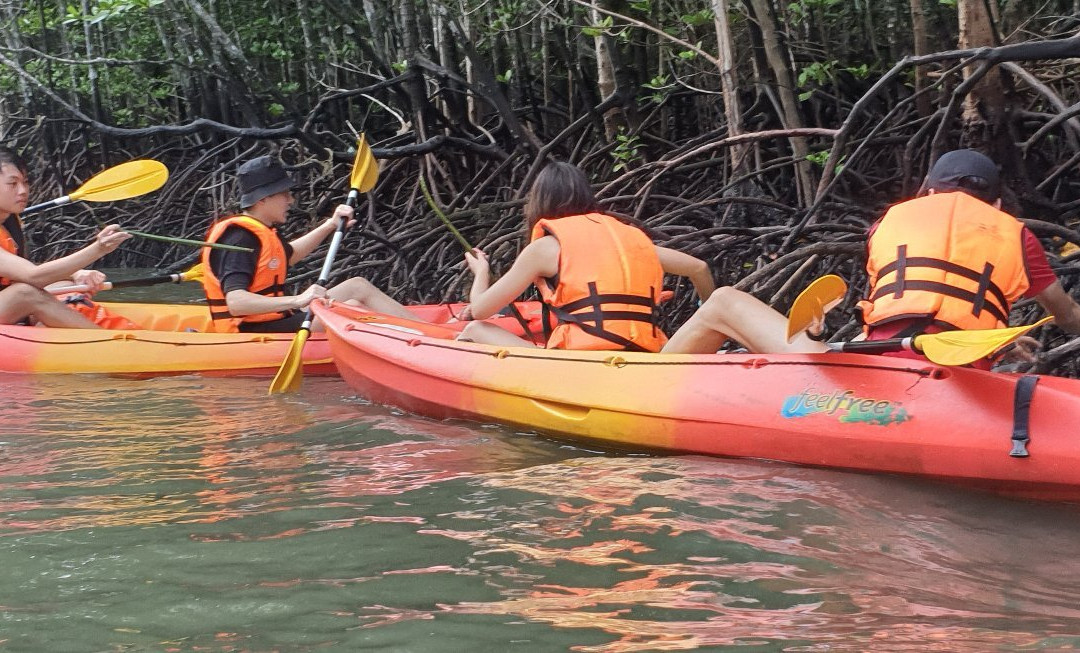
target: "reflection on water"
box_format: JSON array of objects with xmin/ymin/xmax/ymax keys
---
[{"xmin": 0, "ymin": 374, "xmax": 1079, "ymax": 651}]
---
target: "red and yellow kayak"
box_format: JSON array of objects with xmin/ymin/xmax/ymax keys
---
[
  {"xmin": 0, "ymin": 302, "xmax": 336, "ymax": 376},
  {"xmin": 314, "ymin": 300, "xmax": 1080, "ymax": 502}
]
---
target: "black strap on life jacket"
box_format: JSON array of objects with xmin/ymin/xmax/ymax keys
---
[
  {"xmin": 873, "ymin": 245, "xmax": 1010, "ymax": 324},
  {"xmin": 543, "ymin": 282, "xmax": 660, "ymax": 352},
  {"xmin": 1010, "ymin": 375, "xmax": 1039, "ymax": 458},
  {"xmin": 502, "ymin": 303, "xmax": 535, "ymax": 341}
]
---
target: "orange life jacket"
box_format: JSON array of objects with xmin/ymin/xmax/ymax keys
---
[
  {"xmin": 0, "ymin": 216, "xmax": 24, "ymax": 288},
  {"xmin": 858, "ymin": 192, "xmax": 1030, "ymax": 332},
  {"xmin": 530, "ymin": 213, "xmax": 666, "ymax": 352},
  {"xmin": 58, "ymin": 294, "xmax": 142, "ymax": 329},
  {"xmin": 200, "ymin": 215, "xmax": 291, "ymax": 332}
]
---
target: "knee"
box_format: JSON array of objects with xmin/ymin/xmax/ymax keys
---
[
  {"xmin": 5, "ymin": 283, "xmax": 49, "ymax": 306},
  {"xmin": 456, "ymin": 321, "xmax": 482, "ymax": 342},
  {"xmin": 699, "ymin": 286, "xmax": 743, "ymax": 314},
  {"xmin": 335, "ymin": 276, "xmax": 375, "ymax": 299}
]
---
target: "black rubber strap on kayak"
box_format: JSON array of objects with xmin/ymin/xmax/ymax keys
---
[{"xmin": 1010, "ymin": 375, "xmax": 1040, "ymax": 458}]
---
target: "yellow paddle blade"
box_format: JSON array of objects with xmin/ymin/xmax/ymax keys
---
[
  {"xmin": 68, "ymin": 160, "xmax": 169, "ymax": 203},
  {"xmin": 917, "ymin": 316, "xmax": 1054, "ymax": 366},
  {"xmin": 268, "ymin": 328, "xmax": 311, "ymax": 394},
  {"xmin": 349, "ymin": 135, "xmax": 378, "ymax": 193},
  {"xmin": 786, "ymin": 274, "xmax": 847, "ymax": 342},
  {"xmin": 180, "ymin": 263, "xmax": 204, "ymax": 283}
]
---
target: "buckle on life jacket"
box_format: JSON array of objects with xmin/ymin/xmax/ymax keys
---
[{"xmin": 1010, "ymin": 375, "xmax": 1039, "ymax": 457}]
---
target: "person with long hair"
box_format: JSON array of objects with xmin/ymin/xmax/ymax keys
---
[{"xmin": 458, "ymin": 161, "xmax": 715, "ymax": 349}]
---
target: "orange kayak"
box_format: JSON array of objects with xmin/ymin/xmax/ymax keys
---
[
  {"xmin": 0, "ymin": 302, "xmax": 336, "ymax": 376},
  {"xmin": 314, "ymin": 300, "xmax": 1080, "ymax": 502}
]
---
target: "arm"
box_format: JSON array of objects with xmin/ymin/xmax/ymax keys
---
[
  {"xmin": 1035, "ymin": 281, "xmax": 1080, "ymax": 334},
  {"xmin": 655, "ymin": 246, "xmax": 715, "ymax": 301},
  {"xmin": 225, "ymin": 285, "xmax": 325, "ymax": 317},
  {"xmin": 0, "ymin": 225, "xmax": 129, "ymax": 287},
  {"xmin": 287, "ymin": 204, "xmax": 355, "ymax": 265},
  {"xmin": 465, "ymin": 237, "xmax": 560, "ymax": 320}
]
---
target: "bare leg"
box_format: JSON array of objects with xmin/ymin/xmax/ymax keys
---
[
  {"xmin": 457, "ymin": 320, "xmax": 538, "ymax": 348},
  {"xmin": 0, "ymin": 283, "xmax": 98, "ymax": 328},
  {"xmin": 663, "ymin": 286, "xmax": 829, "ymax": 354},
  {"xmin": 327, "ymin": 277, "xmax": 416, "ymax": 320}
]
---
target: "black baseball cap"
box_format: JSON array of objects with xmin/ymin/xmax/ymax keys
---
[
  {"xmin": 238, "ymin": 156, "xmax": 295, "ymax": 208},
  {"xmin": 925, "ymin": 149, "xmax": 1000, "ymax": 203}
]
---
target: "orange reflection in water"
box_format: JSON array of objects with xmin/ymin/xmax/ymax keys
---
[{"xmin": 408, "ymin": 456, "xmax": 1080, "ymax": 652}]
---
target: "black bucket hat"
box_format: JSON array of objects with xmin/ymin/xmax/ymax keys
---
[
  {"xmin": 924, "ymin": 149, "xmax": 1000, "ymax": 203},
  {"xmin": 238, "ymin": 156, "xmax": 295, "ymax": 208}
]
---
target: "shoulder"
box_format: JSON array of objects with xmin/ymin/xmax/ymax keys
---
[
  {"xmin": 522, "ymin": 235, "xmax": 561, "ymax": 259},
  {"xmin": 216, "ymin": 224, "xmax": 261, "ymax": 247}
]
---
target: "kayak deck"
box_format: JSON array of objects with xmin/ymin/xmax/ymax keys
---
[{"xmin": 0, "ymin": 302, "xmax": 336, "ymax": 376}]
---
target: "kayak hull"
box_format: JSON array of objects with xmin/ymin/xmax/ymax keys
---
[
  {"xmin": 0, "ymin": 302, "xmax": 336, "ymax": 376},
  {"xmin": 315, "ymin": 301, "xmax": 1080, "ymax": 502}
]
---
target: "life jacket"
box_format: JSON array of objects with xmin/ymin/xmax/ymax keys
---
[
  {"xmin": 0, "ymin": 215, "xmax": 26, "ymax": 288},
  {"xmin": 59, "ymin": 294, "xmax": 142, "ymax": 329},
  {"xmin": 530, "ymin": 213, "xmax": 666, "ymax": 352},
  {"xmin": 200, "ymin": 215, "xmax": 291, "ymax": 332},
  {"xmin": 858, "ymin": 192, "xmax": 1030, "ymax": 332}
]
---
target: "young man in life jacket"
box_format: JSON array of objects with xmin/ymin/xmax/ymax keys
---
[
  {"xmin": 201, "ymin": 155, "xmax": 415, "ymax": 333},
  {"xmin": 456, "ymin": 161, "xmax": 716, "ymax": 350},
  {"xmin": 0, "ymin": 147, "xmax": 132, "ymax": 328},
  {"xmin": 662, "ymin": 149, "xmax": 1080, "ymax": 365}
]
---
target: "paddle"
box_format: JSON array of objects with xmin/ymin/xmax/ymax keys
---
[
  {"xmin": 269, "ymin": 136, "xmax": 378, "ymax": 394},
  {"xmin": 786, "ymin": 274, "xmax": 847, "ymax": 342},
  {"xmin": 22, "ymin": 160, "xmax": 169, "ymax": 216},
  {"xmin": 48, "ymin": 263, "xmax": 204, "ymax": 295},
  {"xmin": 829, "ymin": 316, "xmax": 1054, "ymax": 366}
]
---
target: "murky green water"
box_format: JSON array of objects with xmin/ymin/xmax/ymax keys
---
[
  {"xmin": 1, "ymin": 276, "xmax": 1080, "ymax": 650},
  {"xmin": 2, "ymin": 372, "xmax": 1080, "ymax": 652}
]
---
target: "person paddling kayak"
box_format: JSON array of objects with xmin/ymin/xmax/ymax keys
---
[
  {"xmin": 0, "ymin": 147, "xmax": 132, "ymax": 328},
  {"xmin": 662, "ymin": 149, "xmax": 1080, "ymax": 365},
  {"xmin": 201, "ymin": 155, "xmax": 414, "ymax": 333},
  {"xmin": 457, "ymin": 161, "xmax": 715, "ymax": 349}
]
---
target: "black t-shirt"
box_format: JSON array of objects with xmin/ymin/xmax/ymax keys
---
[{"xmin": 208, "ymin": 225, "xmax": 293, "ymax": 293}]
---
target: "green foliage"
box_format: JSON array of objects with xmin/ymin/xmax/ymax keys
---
[
  {"xmin": 806, "ymin": 150, "xmax": 846, "ymax": 174},
  {"xmin": 678, "ymin": 45, "xmax": 700, "ymax": 60},
  {"xmin": 798, "ymin": 60, "xmax": 873, "ymax": 99},
  {"xmin": 582, "ymin": 15, "xmax": 613, "ymax": 37},
  {"xmin": 641, "ymin": 74, "xmax": 671, "ymax": 104},
  {"xmin": 612, "ymin": 128, "xmax": 642, "ymax": 172},
  {"xmin": 496, "ymin": 70, "xmax": 513, "ymax": 83},
  {"xmin": 680, "ymin": 9, "xmax": 713, "ymax": 27},
  {"xmin": 628, "ymin": 0, "xmax": 651, "ymax": 12}
]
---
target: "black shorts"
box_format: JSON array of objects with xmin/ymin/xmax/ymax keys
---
[{"xmin": 238, "ymin": 312, "xmax": 306, "ymax": 333}]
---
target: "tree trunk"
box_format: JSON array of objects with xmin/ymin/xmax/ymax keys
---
[
  {"xmin": 908, "ymin": 0, "xmax": 931, "ymax": 119},
  {"xmin": 711, "ymin": 0, "xmax": 746, "ymax": 168},
  {"xmin": 746, "ymin": 0, "xmax": 815, "ymax": 206},
  {"xmin": 590, "ymin": 0, "xmax": 625, "ymax": 140},
  {"xmin": 957, "ymin": 0, "xmax": 1007, "ymax": 155}
]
